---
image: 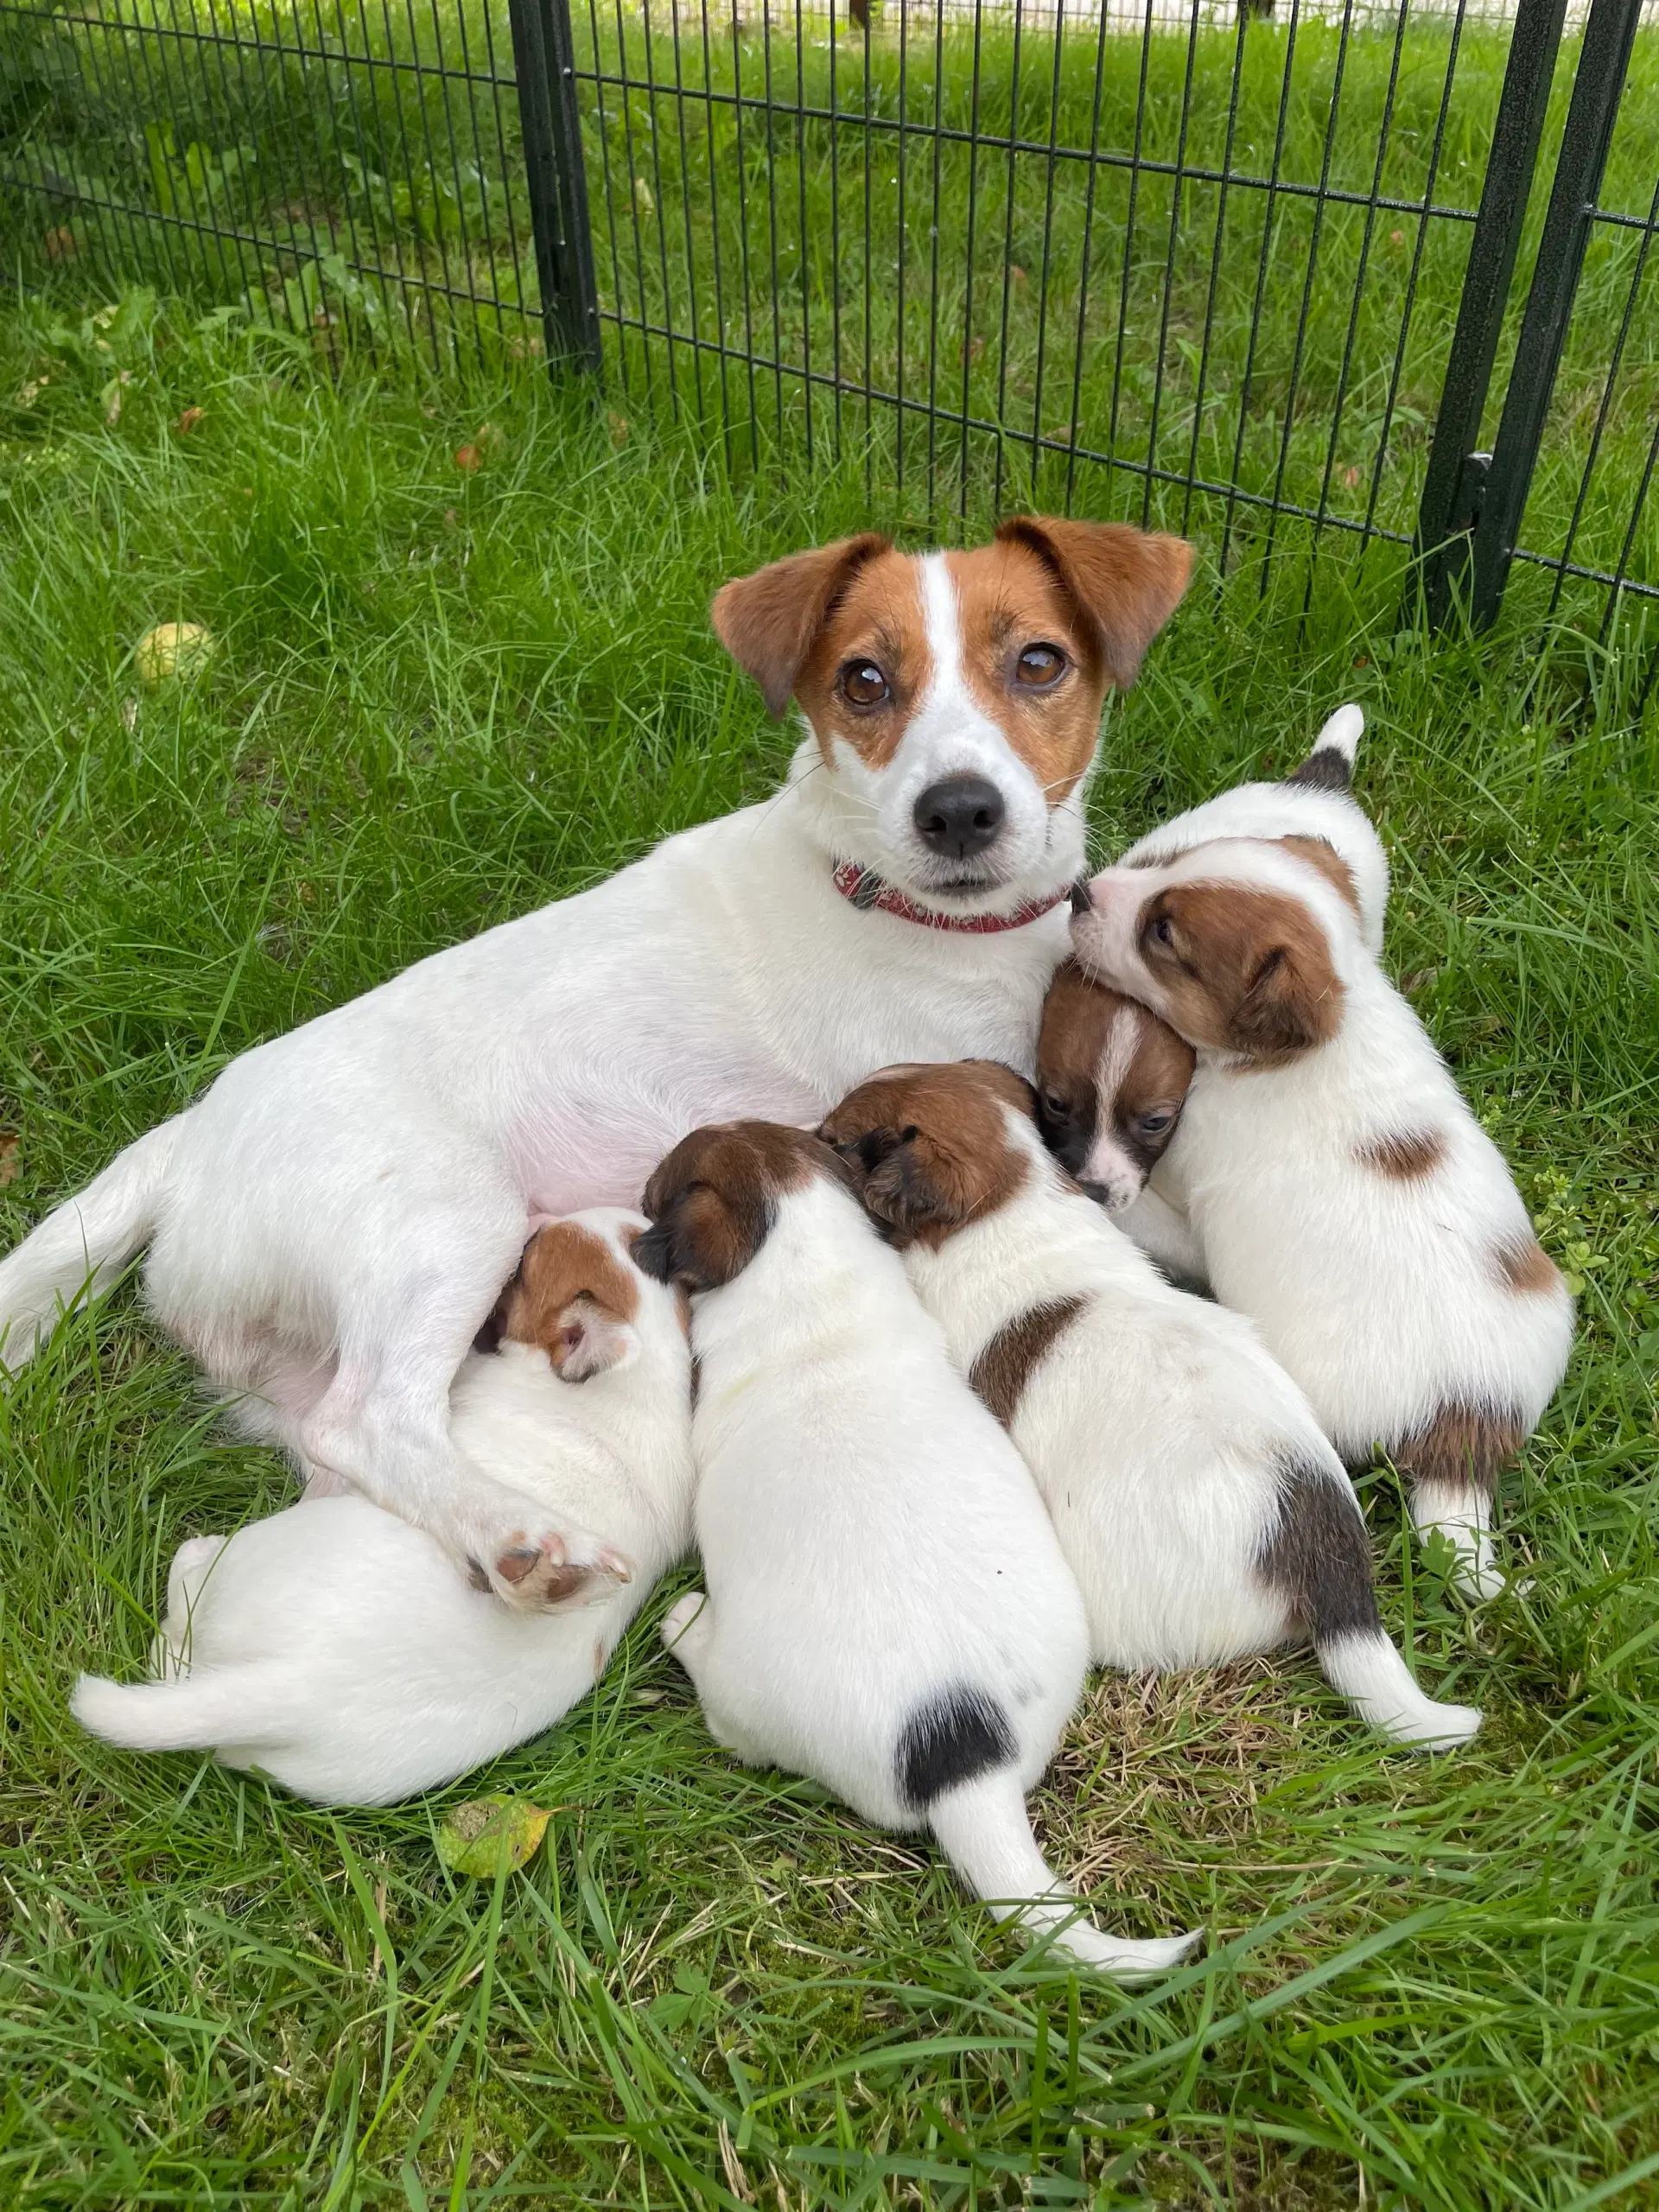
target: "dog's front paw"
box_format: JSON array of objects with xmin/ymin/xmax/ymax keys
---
[{"xmin": 473, "ymin": 1520, "xmax": 634, "ymax": 1611}]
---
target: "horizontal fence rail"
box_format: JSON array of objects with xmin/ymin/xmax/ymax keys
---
[{"xmin": 1, "ymin": 0, "xmax": 1656, "ymax": 638}]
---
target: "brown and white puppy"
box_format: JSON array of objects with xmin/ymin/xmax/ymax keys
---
[
  {"xmin": 2, "ymin": 519, "xmax": 1191, "ymax": 1611},
  {"xmin": 1035, "ymin": 957, "xmax": 1195, "ymax": 1217},
  {"xmin": 635, "ymin": 1120, "xmax": 1198, "ymax": 1977},
  {"xmin": 1072, "ymin": 819, "xmax": 1575, "ymax": 1598},
  {"xmin": 822, "ymin": 1065, "xmax": 1479, "ymax": 1748},
  {"xmin": 72, "ymin": 1211, "xmax": 696, "ymax": 1803}
]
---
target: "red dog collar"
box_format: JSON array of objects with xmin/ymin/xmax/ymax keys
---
[{"xmin": 831, "ymin": 859, "xmax": 1069, "ymax": 934}]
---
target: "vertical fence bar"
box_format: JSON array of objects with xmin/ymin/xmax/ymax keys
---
[
  {"xmin": 1414, "ymin": 0, "xmax": 1567, "ymax": 624},
  {"xmin": 1463, "ymin": 0, "xmax": 1639, "ymax": 630},
  {"xmin": 1548, "ymin": 169, "xmax": 1659, "ymax": 620},
  {"xmin": 507, "ymin": 0, "xmax": 601, "ymax": 372}
]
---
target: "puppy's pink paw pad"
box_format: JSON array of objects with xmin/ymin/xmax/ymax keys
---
[
  {"xmin": 491, "ymin": 1535, "xmax": 634, "ymax": 1611},
  {"xmin": 495, "ymin": 1542, "xmax": 549, "ymax": 1586}
]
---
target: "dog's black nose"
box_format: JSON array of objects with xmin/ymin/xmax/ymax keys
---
[{"xmin": 912, "ymin": 775, "xmax": 1006, "ymax": 861}]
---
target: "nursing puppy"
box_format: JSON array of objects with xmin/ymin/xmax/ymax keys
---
[
  {"xmin": 823, "ymin": 1065, "xmax": 1479, "ymax": 1747},
  {"xmin": 1072, "ymin": 813, "xmax": 1574, "ymax": 1597},
  {"xmin": 634, "ymin": 1121, "xmax": 1198, "ymax": 1977},
  {"xmin": 1034, "ymin": 958, "xmax": 1202, "ymax": 1279},
  {"xmin": 71, "ymin": 1211, "xmax": 694, "ymax": 1803},
  {"xmin": 0, "ymin": 518, "xmax": 1191, "ymax": 1603}
]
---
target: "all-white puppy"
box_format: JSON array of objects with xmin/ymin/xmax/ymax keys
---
[
  {"xmin": 633, "ymin": 1120, "xmax": 1199, "ymax": 1978},
  {"xmin": 70, "ymin": 1211, "xmax": 694, "ymax": 1803},
  {"xmin": 823, "ymin": 1064, "xmax": 1479, "ymax": 1748},
  {"xmin": 1071, "ymin": 766, "xmax": 1574, "ymax": 1597},
  {"xmin": 0, "ymin": 520, "xmax": 1191, "ymax": 1602}
]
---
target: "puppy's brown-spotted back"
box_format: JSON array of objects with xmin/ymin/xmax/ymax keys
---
[
  {"xmin": 635, "ymin": 1122, "xmax": 860, "ymax": 1291},
  {"xmin": 822, "ymin": 1061, "xmax": 1037, "ymax": 1248}
]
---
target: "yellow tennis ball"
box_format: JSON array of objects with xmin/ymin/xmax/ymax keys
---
[{"xmin": 136, "ymin": 621, "xmax": 216, "ymax": 685}]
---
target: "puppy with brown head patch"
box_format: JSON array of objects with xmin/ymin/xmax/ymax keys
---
[
  {"xmin": 1034, "ymin": 959, "xmax": 1202, "ymax": 1277},
  {"xmin": 823, "ymin": 1064, "xmax": 1480, "ymax": 1748},
  {"xmin": 1072, "ymin": 760, "xmax": 1575, "ymax": 1599},
  {"xmin": 72, "ymin": 1211, "xmax": 696, "ymax": 1803},
  {"xmin": 634, "ymin": 1117, "xmax": 1198, "ymax": 1979}
]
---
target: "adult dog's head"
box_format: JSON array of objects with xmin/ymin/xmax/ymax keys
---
[{"xmin": 711, "ymin": 518, "xmax": 1193, "ymax": 919}]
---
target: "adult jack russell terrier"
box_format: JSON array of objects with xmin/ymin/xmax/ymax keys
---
[{"xmin": 0, "ymin": 518, "xmax": 1192, "ymax": 1602}]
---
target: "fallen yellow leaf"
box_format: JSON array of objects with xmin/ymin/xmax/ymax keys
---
[{"xmin": 435, "ymin": 1794, "xmax": 552, "ymax": 1879}]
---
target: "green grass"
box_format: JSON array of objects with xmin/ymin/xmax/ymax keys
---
[
  {"xmin": 6, "ymin": 6, "xmax": 1659, "ymax": 613},
  {"xmin": 1, "ymin": 293, "xmax": 1657, "ymax": 2208}
]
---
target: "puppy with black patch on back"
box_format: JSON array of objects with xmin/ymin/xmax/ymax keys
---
[
  {"xmin": 70, "ymin": 1211, "xmax": 695, "ymax": 1804},
  {"xmin": 633, "ymin": 1120, "xmax": 1199, "ymax": 1978},
  {"xmin": 823, "ymin": 1064, "xmax": 1479, "ymax": 1748},
  {"xmin": 1070, "ymin": 726, "xmax": 1574, "ymax": 1599}
]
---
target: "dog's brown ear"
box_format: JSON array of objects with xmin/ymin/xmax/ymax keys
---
[
  {"xmin": 637, "ymin": 1134, "xmax": 777, "ymax": 1291},
  {"xmin": 855, "ymin": 1127, "xmax": 968, "ymax": 1246},
  {"xmin": 711, "ymin": 532, "xmax": 892, "ymax": 719},
  {"xmin": 1228, "ymin": 935, "xmax": 1344, "ymax": 1061},
  {"xmin": 995, "ymin": 516, "xmax": 1194, "ymax": 689},
  {"xmin": 546, "ymin": 1294, "xmax": 637, "ymax": 1380},
  {"xmin": 633, "ymin": 1185, "xmax": 770, "ymax": 1292}
]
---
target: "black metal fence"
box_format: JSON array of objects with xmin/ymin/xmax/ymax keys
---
[{"xmin": 3, "ymin": 0, "xmax": 1656, "ymax": 639}]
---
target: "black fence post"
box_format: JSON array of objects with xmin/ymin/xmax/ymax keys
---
[
  {"xmin": 507, "ymin": 0, "xmax": 601, "ymax": 373},
  {"xmin": 1462, "ymin": 0, "xmax": 1643, "ymax": 629},
  {"xmin": 1415, "ymin": 0, "xmax": 1567, "ymax": 628}
]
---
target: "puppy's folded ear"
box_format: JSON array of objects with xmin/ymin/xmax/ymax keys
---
[
  {"xmin": 1230, "ymin": 939, "xmax": 1344, "ymax": 1060},
  {"xmin": 634, "ymin": 1182, "xmax": 773, "ymax": 1292},
  {"xmin": 710, "ymin": 532, "xmax": 892, "ymax": 720},
  {"xmin": 550, "ymin": 1294, "xmax": 639, "ymax": 1382},
  {"xmin": 857, "ymin": 1127, "xmax": 965, "ymax": 1245}
]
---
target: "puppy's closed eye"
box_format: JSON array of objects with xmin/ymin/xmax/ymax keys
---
[{"xmin": 1143, "ymin": 912, "xmax": 1178, "ymax": 955}]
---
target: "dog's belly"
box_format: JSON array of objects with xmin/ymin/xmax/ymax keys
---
[{"xmin": 521, "ymin": 1059, "xmax": 823, "ymax": 1215}]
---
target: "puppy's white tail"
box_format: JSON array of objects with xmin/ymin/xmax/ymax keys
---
[
  {"xmin": 71, "ymin": 1664, "xmax": 289, "ymax": 1757},
  {"xmin": 926, "ymin": 1770, "xmax": 1200, "ymax": 1980},
  {"xmin": 1317, "ymin": 1630, "xmax": 1482, "ymax": 1751},
  {"xmin": 0, "ymin": 1119, "xmax": 181, "ymax": 1372},
  {"xmin": 1314, "ymin": 702, "xmax": 1364, "ymax": 765}
]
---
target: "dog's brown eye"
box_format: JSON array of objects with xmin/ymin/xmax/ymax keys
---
[
  {"xmin": 1040, "ymin": 1090, "xmax": 1071, "ymax": 1124},
  {"xmin": 1137, "ymin": 1109, "xmax": 1175, "ymax": 1136},
  {"xmin": 840, "ymin": 659, "xmax": 891, "ymax": 709},
  {"xmin": 1146, "ymin": 915, "xmax": 1176, "ymax": 950},
  {"xmin": 1014, "ymin": 643, "xmax": 1067, "ymax": 689}
]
